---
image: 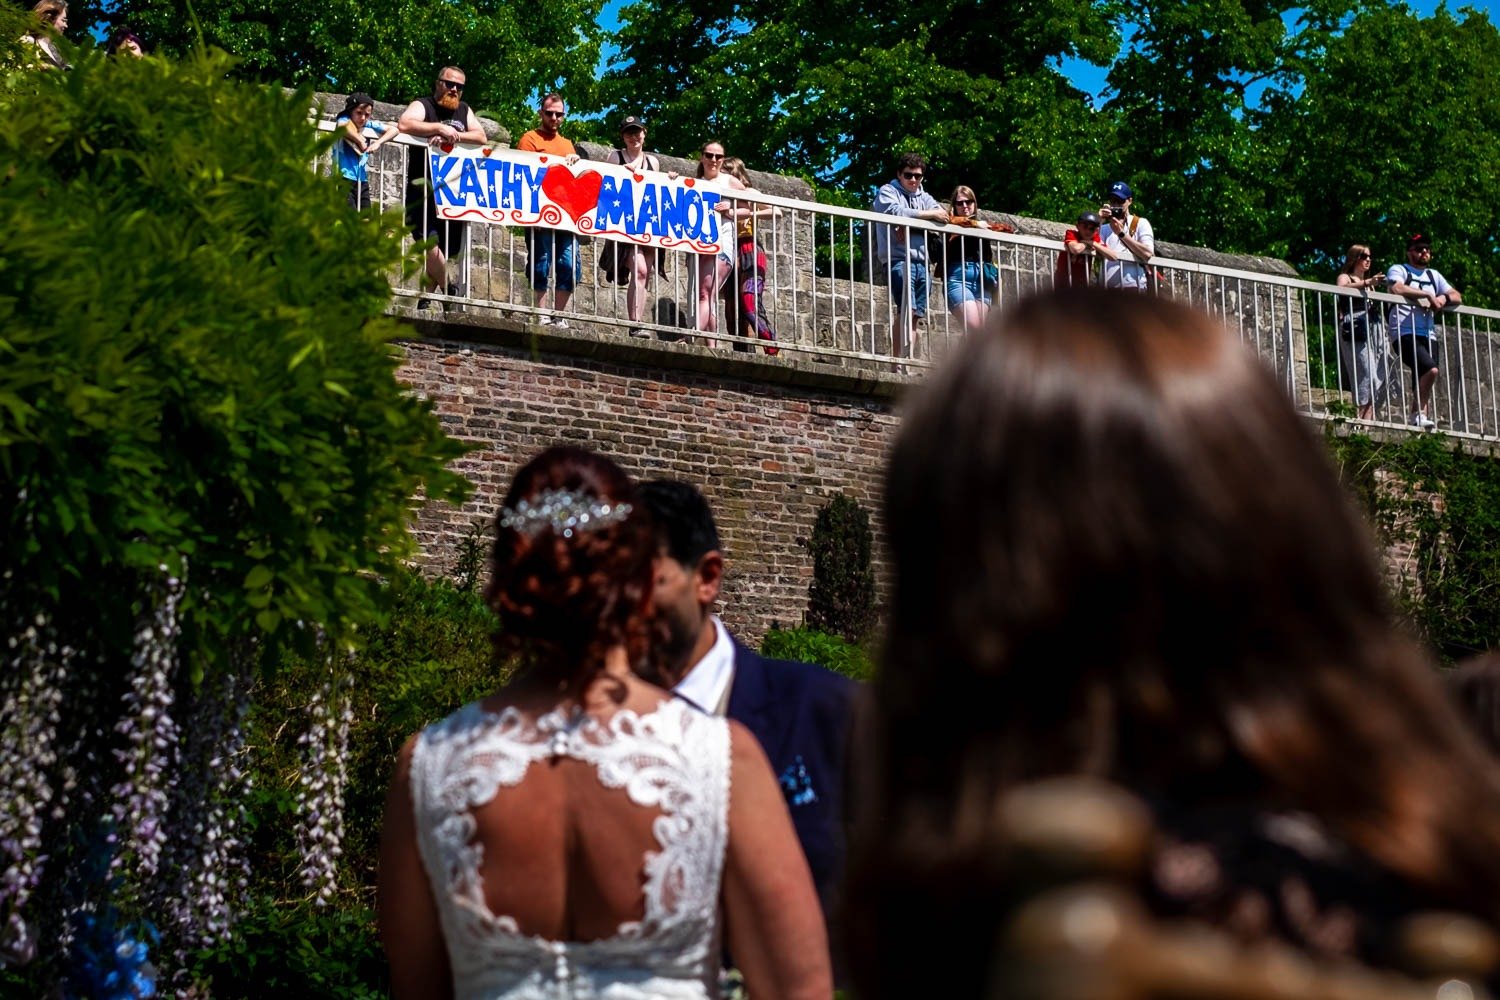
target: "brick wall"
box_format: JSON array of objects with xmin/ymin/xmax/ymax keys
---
[{"xmin": 397, "ymin": 317, "xmax": 902, "ymax": 644}]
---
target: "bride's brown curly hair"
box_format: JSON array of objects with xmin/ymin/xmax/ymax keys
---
[{"xmin": 485, "ymin": 446, "xmax": 660, "ymax": 692}]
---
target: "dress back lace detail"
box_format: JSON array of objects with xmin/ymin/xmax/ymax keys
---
[{"xmin": 409, "ymin": 697, "xmax": 732, "ymax": 999}]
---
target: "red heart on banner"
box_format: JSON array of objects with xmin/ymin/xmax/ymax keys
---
[
  {"xmin": 481, "ymin": 147, "xmax": 493, "ymax": 156},
  {"xmin": 541, "ymin": 165, "xmax": 603, "ymax": 224}
]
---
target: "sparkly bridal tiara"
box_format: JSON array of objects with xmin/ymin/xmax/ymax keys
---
[{"xmin": 498, "ymin": 488, "xmax": 633, "ymax": 539}]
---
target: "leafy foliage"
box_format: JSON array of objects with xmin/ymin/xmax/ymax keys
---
[
  {"xmin": 71, "ymin": 0, "xmax": 607, "ymax": 138},
  {"xmin": 1267, "ymin": 5, "xmax": 1500, "ymax": 299},
  {"xmin": 0, "ymin": 36, "xmax": 470, "ymax": 989},
  {"xmin": 601, "ymin": 0, "xmax": 1118, "ymax": 214},
  {"xmin": 805, "ymin": 494, "xmax": 877, "ymax": 644},
  {"xmin": 761, "ymin": 626, "xmax": 875, "ymax": 682},
  {"xmin": 242, "ymin": 571, "xmax": 498, "ymax": 893},
  {"xmin": 0, "ymin": 44, "xmax": 469, "ymax": 674},
  {"xmin": 1329, "ymin": 431, "xmax": 1500, "ymax": 662},
  {"xmin": 189, "ymin": 892, "xmax": 388, "ymax": 998}
]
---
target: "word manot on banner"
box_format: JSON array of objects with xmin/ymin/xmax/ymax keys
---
[{"xmin": 427, "ymin": 145, "xmax": 728, "ymax": 255}]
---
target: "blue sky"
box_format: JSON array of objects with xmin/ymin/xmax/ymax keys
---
[
  {"xmin": 1059, "ymin": 0, "xmax": 1500, "ymax": 106},
  {"xmin": 600, "ymin": 0, "xmax": 1499, "ymax": 106}
]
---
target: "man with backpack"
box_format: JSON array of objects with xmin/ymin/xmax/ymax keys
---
[
  {"xmin": 1099, "ymin": 180, "xmax": 1155, "ymax": 291},
  {"xmin": 1388, "ymin": 233, "xmax": 1463, "ymax": 430}
]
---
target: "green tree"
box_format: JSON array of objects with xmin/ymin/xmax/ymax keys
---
[
  {"xmin": 602, "ymin": 0, "xmax": 1118, "ymax": 215},
  {"xmin": 73, "ymin": 0, "xmax": 607, "ymax": 134},
  {"xmin": 805, "ymin": 494, "xmax": 877, "ymax": 643},
  {"xmin": 0, "ymin": 40, "xmax": 468, "ymax": 982},
  {"xmin": 1265, "ymin": 4, "xmax": 1500, "ymax": 302},
  {"xmin": 1101, "ymin": 0, "xmax": 1376, "ymax": 254}
]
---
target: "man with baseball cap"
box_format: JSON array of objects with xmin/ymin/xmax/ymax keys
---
[
  {"xmin": 1388, "ymin": 233, "xmax": 1463, "ymax": 430},
  {"xmin": 1055, "ymin": 210, "xmax": 1120, "ymax": 289},
  {"xmin": 1099, "ymin": 180, "xmax": 1155, "ymax": 291}
]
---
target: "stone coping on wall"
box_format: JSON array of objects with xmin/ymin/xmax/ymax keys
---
[{"xmin": 394, "ymin": 306, "xmax": 911, "ymax": 402}]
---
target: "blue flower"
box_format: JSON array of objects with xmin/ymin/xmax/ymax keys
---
[{"xmin": 777, "ymin": 756, "xmax": 818, "ymax": 807}]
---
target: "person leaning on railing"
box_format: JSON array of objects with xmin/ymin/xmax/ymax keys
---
[
  {"xmin": 1335, "ymin": 243, "xmax": 1389, "ymax": 422},
  {"xmin": 397, "ymin": 67, "xmax": 486, "ymax": 309},
  {"xmin": 873, "ymin": 152, "xmax": 949, "ymax": 365},
  {"xmin": 1387, "ymin": 232, "xmax": 1462, "ymax": 431},
  {"xmin": 941, "ymin": 186, "xmax": 1011, "ymax": 335}
]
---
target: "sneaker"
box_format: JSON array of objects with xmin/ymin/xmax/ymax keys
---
[
  {"xmin": 552, "ymin": 318, "xmax": 570, "ymax": 330},
  {"xmin": 538, "ymin": 315, "xmax": 554, "ymax": 326},
  {"xmin": 1409, "ymin": 412, "xmax": 1437, "ymax": 430},
  {"xmin": 628, "ymin": 328, "xmax": 651, "ymax": 339}
]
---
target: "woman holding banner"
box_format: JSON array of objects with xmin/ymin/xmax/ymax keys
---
[{"xmin": 692, "ymin": 141, "xmax": 748, "ymax": 348}]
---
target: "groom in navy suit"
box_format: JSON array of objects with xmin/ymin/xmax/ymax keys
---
[{"xmin": 639, "ymin": 480, "xmax": 857, "ymax": 927}]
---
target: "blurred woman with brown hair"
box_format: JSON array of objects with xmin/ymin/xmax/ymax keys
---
[
  {"xmin": 22, "ymin": 0, "xmax": 69, "ymax": 70},
  {"xmin": 847, "ymin": 288, "xmax": 1500, "ymax": 997},
  {"xmin": 379, "ymin": 446, "xmax": 830, "ymax": 999}
]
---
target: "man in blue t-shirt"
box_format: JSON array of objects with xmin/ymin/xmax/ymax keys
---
[{"xmin": 1387, "ymin": 233, "xmax": 1463, "ymax": 430}]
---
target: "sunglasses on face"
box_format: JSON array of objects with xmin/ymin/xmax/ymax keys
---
[
  {"xmin": 902, "ymin": 171, "xmax": 923, "ymax": 180},
  {"xmin": 701, "ymin": 152, "xmax": 725, "ymax": 161},
  {"xmin": 1358, "ymin": 253, "xmax": 1371, "ymax": 260},
  {"xmin": 438, "ymin": 79, "xmax": 464, "ymax": 91},
  {"xmin": 954, "ymin": 199, "xmax": 975, "ymax": 207},
  {"xmin": 542, "ymin": 110, "xmax": 566, "ymax": 118}
]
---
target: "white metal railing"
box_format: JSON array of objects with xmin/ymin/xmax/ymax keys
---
[{"xmin": 318, "ymin": 127, "xmax": 1500, "ymax": 441}]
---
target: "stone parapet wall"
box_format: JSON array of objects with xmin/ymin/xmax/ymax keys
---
[{"xmin": 397, "ymin": 316, "xmax": 902, "ymax": 644}]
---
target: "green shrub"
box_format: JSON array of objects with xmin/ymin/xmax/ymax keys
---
[
  {"xmin": 805, "ymin": 494, "xmax": 878, "ymax": 643},
  {"xmin": 1329, "ymin": 430, "xmax": 1500, "ymax": 661},
  {"xmin": 0, "ymin": 41, "xmax": 469, "ymax": 982},
  {"xmin": 761, "ymin": 626, "xmax": 874, "ymax": 682},
  {"xmin": 0, "ymin": 44, "xmax": 469, "ymax": 668},
  {"xmin": 188, "ymin": 892, "xmax": 387, "ymax": 999},
  {"xmin": 241, "ymin": 570, "xmax": 500, "ymax": 892}
]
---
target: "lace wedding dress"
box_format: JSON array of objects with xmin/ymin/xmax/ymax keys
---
[{"xmin": 408, "ymin": 696, "xmax": 731, "ymax": 999}]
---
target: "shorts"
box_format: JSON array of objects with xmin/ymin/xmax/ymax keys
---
[
  {"xmin": 1396, "ymin": 334, "xmax": 1438, "ymax": 377},
  {"xmin": 946, "ymin": 262, "xmax": 992, "ymax": 308},
  {"xmin": 526, "ymin": 228, "xmax": 579, "ymax": 292},
  {"xmin": 405, "ymin": 188, "xmax": 467, "ymax": 257},
  {"xmin": 885, "ymin": 256, "xmax": 929, "ymax": 319}
]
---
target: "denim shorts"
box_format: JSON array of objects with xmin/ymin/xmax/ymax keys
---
[
  {"xmin": 946, "ymin": 262, "xmax": 992, "ymax": 307},
  {"xmin": 526, "ymin": 228, "xmax": 579, "ymax": 292},
  {"xmin": 886, "ymin": 256, "xmax": 929, "ymax": 318}
]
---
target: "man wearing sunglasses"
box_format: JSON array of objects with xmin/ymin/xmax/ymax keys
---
[
  {"xmin": 518, "ymin": 94, "xmax": 585, "ymax": 327},
  {"xmin": 399, "ymin": 67, "xmax": 486, "ymax": 309},
  {"xmin": 873, "ymin": 152, "xmax": 949, "ymax": 367},
  {"xmin": 1388, "ymin": 233, "xmax": 1462, "ymax": 430}
]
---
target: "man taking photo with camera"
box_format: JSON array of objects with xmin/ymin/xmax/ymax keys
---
[{"xmin": 1099, "ymin": 180, "xmax": 1155, "ymax": 291}]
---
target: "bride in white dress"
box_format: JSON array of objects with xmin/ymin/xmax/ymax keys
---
[{"xmin": 379, "ymin": 446, "xmax": 832, "ymax": 999}]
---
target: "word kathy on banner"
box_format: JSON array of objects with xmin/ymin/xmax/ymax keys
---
[{"xmin": 429, "ymin": 146, "xmax": 727, "ymax": 254}]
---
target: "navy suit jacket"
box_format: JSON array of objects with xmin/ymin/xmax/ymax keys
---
[{"xmin": 725, "ymin": 639, "xmax": 857, "ymax": 921}]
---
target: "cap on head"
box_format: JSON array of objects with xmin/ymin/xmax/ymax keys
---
[
  {"xmin": 1078, "ymin": 211, "xmax": 1101, "ymax": 226},
  {"xmin": 619, "ymin": 114, "xmax": 644, "ymax": 132},
  {"xmin": 1108, "ymin": 181, "xmax": 1133, "ymax": 201},
  {"xmin": 1407, "ymin": 233, "xmax": 1432, "ymax": 250}
]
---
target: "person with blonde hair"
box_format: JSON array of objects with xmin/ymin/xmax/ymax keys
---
[{"xmin": 22, "ymin": 0, "xmax": 69, "ymax": 70}]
